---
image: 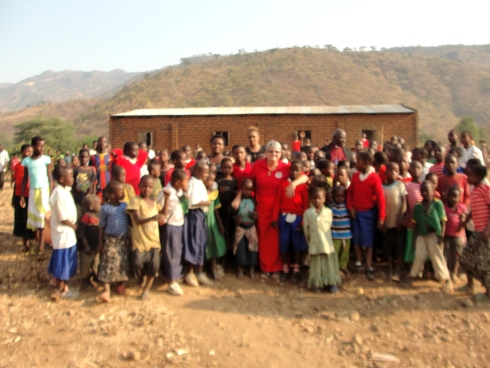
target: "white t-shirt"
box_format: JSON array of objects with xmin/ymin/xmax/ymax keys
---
[
  {"xmin": 157, "ymin": 183, "xmax": 184, "ymax": 226},
  {"xmin": 187, "ymin": 176, "xmax": 209, "ymax": 213},
  {"xmin": 461, "ymin": 145, "xmax": 484, "ymax": 168},
  {"xmin": 0, "ymin": 150, "xmax": 9, "ymax": 172},
  {"xmin": 148, "ymin": 149, "xmax": 156, "ymax": 160},
  {"xmin": 420, "ymin": 162, "xmax": 433, "ymax": 182},
  {"xmin": 49, "ymin": 184, "xmax": 77, "ymax": 249},
  {"xmin": 383, "ymin": 181, "xmax": 407, "ymax": 229}
]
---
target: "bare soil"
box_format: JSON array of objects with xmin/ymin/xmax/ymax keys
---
[{"xmin": 0, "ymin": 185, "xmax": 489, "ymax": 367}]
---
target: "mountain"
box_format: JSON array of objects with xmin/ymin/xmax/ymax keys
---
[
  {"xmin": 1, "ymin": 45, "xmax": 489, "ymax": 143},
  {"xmin": 0, "ymin": 69, "xmax": 142, "ymax": 112},
  {"xmin": 0, "ymin": 83, "xmax": 12, "ymax": 90}
]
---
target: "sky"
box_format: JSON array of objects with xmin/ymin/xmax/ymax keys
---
[{"xmin": 1, "ymin": 0, "xmax": 489, "ymax": 83}]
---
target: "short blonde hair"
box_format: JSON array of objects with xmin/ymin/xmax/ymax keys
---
[{"xmin": 265, "ymin": 140, "xmax": 282, "ymax": 152}]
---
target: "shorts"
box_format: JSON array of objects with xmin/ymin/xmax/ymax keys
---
[
  {"xmin": 279, "ymin": 213, "xmax": 308, "ymax": 253},
  {"xmin": 351, "ymin": 208, "xmax": 377, "ymax": 248},
  {"xmin": 132, "ymin": 248, "xmax": 160, "ymax": 278},
  {"xmin": 382, "ymin": 228, "xmax": 405, "ymax": 258}
]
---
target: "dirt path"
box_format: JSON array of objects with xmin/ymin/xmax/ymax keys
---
[{"xmin": 0, "ymin": 185, "xmax": 489, "ymax": 367}]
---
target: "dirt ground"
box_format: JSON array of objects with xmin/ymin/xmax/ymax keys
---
[{"xmin": 0, "ymin": 185, "xmax": 490, "ymax": 368}]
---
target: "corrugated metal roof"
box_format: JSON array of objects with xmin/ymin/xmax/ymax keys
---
[{"xmin": 111, "ymin": 105, "xmax": 415, "ymax": 117}]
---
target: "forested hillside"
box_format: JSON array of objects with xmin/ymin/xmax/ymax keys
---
[{"xmin": 1, "ymin": 46, "xmax": 489, "ymax": 142}]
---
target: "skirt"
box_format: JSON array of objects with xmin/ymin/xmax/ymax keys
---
[
  {"xmin": 460, "ymin": 232, "xmax": 490, "ymax": 289},
  {"xmin": 404, "ymin": 228, "xmax": 415, "ymax": 262},
  {"xmin": 184, "ymin": 209, "xmax": 207, "ymax": 266},
  {"xmin": 27, "ymin": 187, "xmax": 50, "ymax": 231},
  {"xmin": 308, "ymin": 253, "xmax": 341, "ymax": 289},
  {"xmin": 97, "ymin": 234, "xmax": 131, "ymax": 283},
  {"xmin": 48, "ymin": 245, "xmax": 78, "ymax": 281},
  {"xmin": 161, "ymin": 224, "xmax": 184, "ymax": 281},
  {"xmin": 13, "ymin": 195, "xmax": 35, "ymax": 239},
  {"xmin": 351, "ymin": 207, "xmax": 377, "ymax": 248}
]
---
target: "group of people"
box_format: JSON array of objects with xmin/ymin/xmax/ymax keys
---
[{"xmin": 6, "ymin": 126, "xmax": 490, "ymax": 303}]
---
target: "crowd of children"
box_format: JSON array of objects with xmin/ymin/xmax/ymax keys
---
[{"xmin": 7, "ymin": 128, "xmax": 490, "ymax": 303}]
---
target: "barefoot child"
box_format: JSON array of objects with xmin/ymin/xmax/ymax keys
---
[
  {"xmin": 330, "ymin": 187, "xmax": 352, "ymax": 278},
  {"xmin": 159, "ymin": 169, "xmax": 189, "ymax": 296},
  {"xmin": 127, "ymin": 175, "xmax": 163, "ymax": 300},
  {"xmin": 459, "ymin": 165, "xmax": 490, "ymax": 301},
  {"xmin": 272, "ymin": 160, "xmax": 309, "ymax": 283},
  {"xmin": 234, "ymin": 178, "xmax": 258, "ymax": 279},
  {"xmin": 443, "ymin": 187, "xmax": 468, "ymax": 282},
  {"xmin": 303, "ymin": 187, "xmax": 341, "ymax": 293},
  {"xmin": 204, "ymin": 171, "xmax": 227, "ymax": 280},
  {"xmin": 20, "ymin": 136, "xmax": 52, "ymax": 253},
  {"xmin": 347, "ymin": 152, "xmax": 386, "ymax": 280},
  {"xmin": 382, "ymin": 162, "xmax": 407, "ymax": 281},
  {"xmin": 73, "ymin": 149, "xmax": 97, "ymax": 217},
  {"xmin": 404, "ymin": 181, "xmax": 453, "ymax": 292},
  {"xmin": 48, "ymin": 166, "xmax": 78, "ymax": 300},
  {"xmin": 184, "ymin": 161, "xmax": 213, "ymax": 287},
  {"xmin": 13, "ymin": 144, "xmax": 35, "ymax": 251},
  {"xmin": 76, "ymin": 195, "xmax": 101, "ymax": 290},
  {"xmin": 98, "ymin": 181, "xmax": 131, "ymax": 302}
]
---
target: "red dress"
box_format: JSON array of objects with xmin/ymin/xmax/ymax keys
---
[{"xmin": 249, "ymin": 159, "xmax": 290, "ymax": 273}]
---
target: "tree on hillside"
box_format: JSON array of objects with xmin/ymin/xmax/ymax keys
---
[
  {"xmin": 14, "ymin": 117, "xmax": 76, "ymax": 151},
  {"xmin": 454, "ymin": 116, "xmax": 488, "ymax": 144}
]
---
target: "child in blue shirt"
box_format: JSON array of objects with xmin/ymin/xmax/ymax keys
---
[{"xmin": 330, "ymin": 186, "xmax": 352, "ymax": 277}]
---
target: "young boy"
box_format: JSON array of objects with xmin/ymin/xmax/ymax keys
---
[
  {"xmin": 425, "ymin": 173, "xmax": 441, "ymax": 199},
  {"xmin": 438, "ymin": 154, "xmax": 470, "ymax": 206},
  {"xmin": 159, "ymin": 169, "xmax": 189, "ymax": 296},
  {"xmin": 333, "ymin": 166, "xmax": 351, "ymax": 189},
  {"xmin": 398, "ymin": 156, "xmax": 412, "ymax": 183},
  {"xmin": 317, "ymin": 159, "xmax": 335, "ymax": 188},
  {"xmin": 73, "ymin": 149, "xmax": 97, "ymax": 218},
  {"xmin": 347, "ymin": 152, "xmax": 386, "ymax": 280},
  {"xmin": 382, "ymin": 162, "xmax": 407, "ymax": 281},
  {"xmin": 404, "ymin": 181, "xmax": 453, "ymax": 292},
  {"xmin": 429, "ymin": 145, "xmax": 446, "ymax": 180},
  {"xmin": 111, "ymin": 165, "xmax": 136, "ymax": 204},
  {"xmin": 90, "ymin": 136, "xmax": 112, "ymax": 200},
  {"xmin": 412, "ymin": 148, "xmax": 432, "ymax": 181},
  {"xmin": 330, "ymin": 186, "xmax": 352, "ymax": 277},
  {"xmin": 126, "ymin": 175, "xmax": 163, "ymax": 300},
  {"xmin": 444, "ymin": 187, "xmax": 468, "ymax": 282},
  {"xmin": 272, "ymin": 160, "xmax": 309, "ymax": 283},
  {"xmin": 147, "ymin": 160, "xmax": 162, "ymax": 200}
]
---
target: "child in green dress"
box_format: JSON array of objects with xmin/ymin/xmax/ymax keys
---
[{"xmin": 204, "ymin": 171, "xmax": 226, "ymax": 280}]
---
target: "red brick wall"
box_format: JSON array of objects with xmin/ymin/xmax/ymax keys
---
[{"xmin": 109, "ymin": 113, "xmax": 418, "ymax": 152}]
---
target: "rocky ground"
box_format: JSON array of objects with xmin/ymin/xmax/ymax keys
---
[{"xmin": 0, "ymin": 185, "xmax": 489, "ymax": 367}]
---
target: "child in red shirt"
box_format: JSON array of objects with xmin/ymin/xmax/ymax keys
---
[
  {"xmin": 272, "ymin": 160, "xmax": 309, "ymax": 284},
  {"xmin": 437, "ymin": 154, "xmax": 470, "ymax": 206},
  {"xmin": 112, "ymin": 142, "xmax": 148, "ymax": 195},
  {"xmin": 347, "ymin": 152, "xmax": 386, "ymax": 280},
  {"xmin": 429, "ymin": 145, "xmax": 446, "ymax": 180},
  {"xmin": 232, "ymin": 145, "xmax": 252, "ymax": 188},
  {"xmin": 164, "ymin": 150, "xmax": 190, "ymax": 186}
]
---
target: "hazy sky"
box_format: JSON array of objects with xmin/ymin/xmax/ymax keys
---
[{"xmin": 1, "ymin": 0, "xmax": 489, "ymax": 83}]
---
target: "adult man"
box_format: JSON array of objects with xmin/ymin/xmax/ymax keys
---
[
  {"xmin": 460, "ymin": 131, "xmax": 484, "ymax": 167},
  {"xmin": 321, "ymin": 129, "xmax": 354, "ymax": 165},
  {"xmin": 0, "ymin": 144, "xmax": 10, "ymax": 190}
]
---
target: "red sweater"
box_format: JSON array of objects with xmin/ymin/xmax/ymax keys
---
[
  {"xmin": 347, "ymin": 169, "xmax": 386, "ymax": 221},
  {"xmin": 164, "ymin": 167, "xmax": 191, "ymax": 186},
  {"xmin": 273, "ymin": 180, "xmax": 309, "ymax": 219},
  {"xmin": 112, "ymin": 149, "xmax": 148, "ymax": 195}
]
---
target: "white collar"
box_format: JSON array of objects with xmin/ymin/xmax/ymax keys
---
[
  {"xmin": 56, "ymin": 183, "xmax": 72, "ymax": 192},
  {"xmin": 359, "ymin": 166, "xmax": 375, "ymax": 181},
  {"xmin": 122, "ymin": 155, "xmax": 137, "ymax": 164}
]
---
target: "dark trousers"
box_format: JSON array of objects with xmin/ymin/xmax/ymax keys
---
[{"xmin": 0, "ymin": 171, "xmax": 4, "ymax": 190}]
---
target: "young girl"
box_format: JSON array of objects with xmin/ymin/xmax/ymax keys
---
[
  {"xmin": 347, "ymin": 151, "xmax": 386, "ymax": 280},
  {"xmin": 205, "ymin": 171, "xmax": 227, "ymax": 280},
  {"xmin": 303, "ymin": 187, "xmax": 341, "ymax": 293},
  {"xmin": 20, "ymin": 136, "xmax": 52, "ymax": 254},
  {"xmin": 159, "ymin": 169, "xmax": 189, "ymax": 296},
  {"xmin": 73, "ymin": 149, "xmax": 97, "ymax": 217},
  {"xmin": 111, "ymin": 165, "xmax": 136, "ymax": 204},
  {"xmin": 77, "ymin": 194, "xmax": 101, "ymax": 290},
  {"xmin": 459, "ymin": 165, "xmax": 490, "ymax": 301},
  {"xmin": 164, "ymin": 150, "xmax": 189, "ymax": 186},
  {"xmin": 234, "ymin": 179, "xmax": 258, "ymax": 279},
  {"xmin": 127, "ymin": 175, "xmax": 163, "ymax": 300},
  {"xmin": 317, "ymin": 159, "xmax": 335, "ymax": 188},
  {"xmin": 398, "ymin": 156, "xmax": 412, "ymax": 183},
  {"xmin": 48, "ymin": 166, "xmax": 78, "ymax": 300},
  {"xmin": 333, "ymin": 166, "xmax": 351, "ymax": 189},
  {"xmin": 98, "ymin": 180, "xmax": 131, "ymax": 302},
  {"xmin": 404, "ymin": 160, "xmax": 423, "ymax": 263},
  {"xmin": 112, "ymin": 141, "xmax": 148, "ymax": 195},
  {"xmin": 185, "ymin": 161, "xmax": 213, "ymax": 287},
  {"xmin": 232, "ymin": 145, "xmax": 251, "ymax": 188},
  {"xmin": 158, "ymin": 149, "xmax": 174, "ymax": 186},
  {"xmin": 13, "ymin": 144, "xmax": 35, "ymax": 251},
  {"xmin": 217, "ymin": 158, "xmax": 238, "ymax": 251}
]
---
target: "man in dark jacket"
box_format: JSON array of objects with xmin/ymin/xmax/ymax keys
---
[{"xmin": 320, "ymin": 129, "xmax": 354, "ymax": 165}]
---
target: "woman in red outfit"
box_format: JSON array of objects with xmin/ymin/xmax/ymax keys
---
[
  {"xmin": 233, "ymin": 141, "xmax": 307, "ymax": 278},
  {"xmin": 111, "ymin": 142, "xmax": 148, "ymax": 195}
]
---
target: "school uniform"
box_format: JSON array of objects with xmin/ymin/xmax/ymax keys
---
[
  {"xmin": 47, "ymin": 184, "xmax": 78, "ymax": 281},
  {"xmin": 158, "ymin": 184, "xmax": 185, "ymax": 280},
  {"xmin": 185, "ymin": 176, "xmax": 208, "ymax": 266}
]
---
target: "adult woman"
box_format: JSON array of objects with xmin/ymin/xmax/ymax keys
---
[
  {"xmin": 246, "ymin": 127, "xmax": 265, "ymax": 163},
  {"xmin": 206, "ymin": 135, "xmax": 225, "ymax": 179},
  {"xmin": 233, "ymin": 141, "xmax": 307, "ymax": 277}
]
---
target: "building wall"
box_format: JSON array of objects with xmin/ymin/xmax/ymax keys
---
[{"xmin": 109, "ymin": 112, "xmax": 418, "ymax": 152}]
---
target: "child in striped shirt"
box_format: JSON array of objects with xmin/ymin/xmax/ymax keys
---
[{"xmin": 330, "ymin": 187, "xmax": 352, "ymax": 277}]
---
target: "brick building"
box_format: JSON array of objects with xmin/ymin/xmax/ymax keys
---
[{"xmin": 109, "ymin": 105, "xmax": 418, "ymax": 151}]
